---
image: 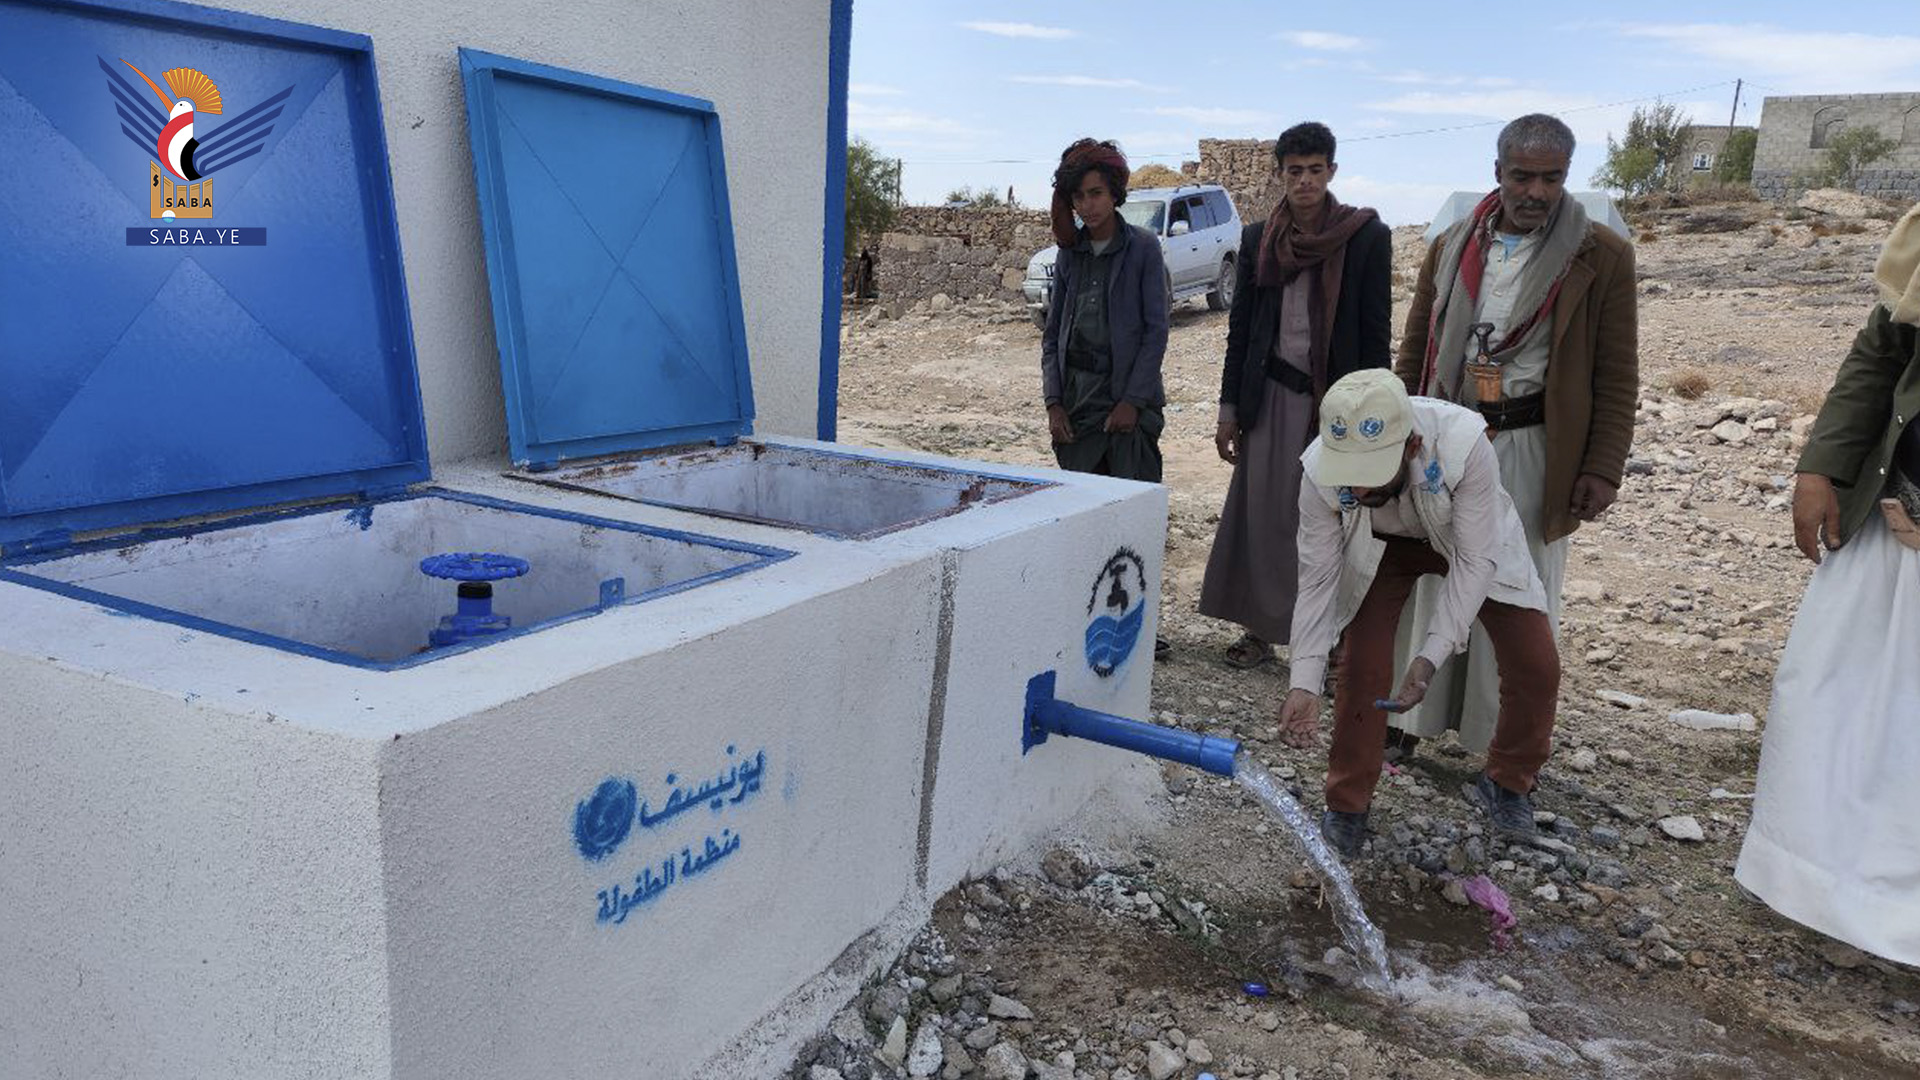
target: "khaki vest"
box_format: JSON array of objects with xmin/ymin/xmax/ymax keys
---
[{"xmin": 1301, "ymin": 398, "xmax": 1548, "ymax": 635}]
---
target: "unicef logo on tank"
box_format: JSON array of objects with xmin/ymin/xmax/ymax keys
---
[
  {"xmin": 1084, "ymin": 547, "xmax": 1149, "ymax": 678},
  {"xmin": 572, "ymin": 777, "xmax": 637, "ymax": 862}
]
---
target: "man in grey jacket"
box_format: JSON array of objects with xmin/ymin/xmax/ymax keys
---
[{"xmin": 1040, "ymin": 138, "xmax": 1170, "ymax": 482}]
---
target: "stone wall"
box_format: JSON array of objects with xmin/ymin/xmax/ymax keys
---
[
  {"xmin": 872, "ymin": 207, "xmax": 1053, "ymax": 307},
  {"xmin": 1196, "ymin": 138, "xmax": 1279, "ymax": 224},
  {"xmin": 1753, "ymin": 93, "xmax": 1920, "ymax": 202}
]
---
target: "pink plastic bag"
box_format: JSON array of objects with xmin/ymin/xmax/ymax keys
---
[{"xmin": 1459, "ymin": 874, "xmax": 1517, "ymax": 950}]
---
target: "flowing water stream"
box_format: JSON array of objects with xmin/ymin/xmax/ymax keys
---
[{"xmin": 1232, "ymin": 752, "xmax": 1392, "ymax": 988}]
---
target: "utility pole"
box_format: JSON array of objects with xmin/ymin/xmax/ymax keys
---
[{"xmin": 1727, "ymin": 78, "xmax": 1743, "ymax": 131}]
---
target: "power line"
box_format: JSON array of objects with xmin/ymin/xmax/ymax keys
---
[{"xmin": 879, "ymin": 79, "xmax": 1742, "ymax": 164}]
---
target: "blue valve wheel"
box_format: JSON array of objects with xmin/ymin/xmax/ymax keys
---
[{"xmin": 420, "ymin": 552, "xmax": 531, "ymax": 582}]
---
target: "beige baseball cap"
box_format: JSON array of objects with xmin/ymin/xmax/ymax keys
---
[{"xmin": 1311, "ymin": 369, "xmax": 1414, "ymax": 488}]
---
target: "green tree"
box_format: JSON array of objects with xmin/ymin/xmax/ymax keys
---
[
  {"xmin": 941, "ymin": 185, "xmax": 1005, "ymax": 209},
  {"xmin": 845, "ymin": 137, "xmax": 899, "ymax": 261},
  {"xmin": 1816, "ymin": 126, "xmax": 1899, "ymax": 189},
  {"xmin": 1713, "ymin": 128, "xmax": 1757, "ymax": 184},
  {"xmin": 1592, "ymin": 102, "xmax": 1692, "ymax": 197}
]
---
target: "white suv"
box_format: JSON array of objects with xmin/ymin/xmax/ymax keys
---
[{"xmin": 1021, "ymin": 183, "xmax": 1241, "ymax": 328}]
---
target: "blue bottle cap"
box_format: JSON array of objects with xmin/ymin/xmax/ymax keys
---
[{"xmin": 1242, "ymin": 981, "xmax": 1269, "ymax": 996}]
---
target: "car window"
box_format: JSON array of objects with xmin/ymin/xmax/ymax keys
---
[
  {"xmin": 1182, "ymin": 195, "xmax": 1213, "ymax": 231},
  {"xmin": 1120, "ymin": 199, "xmax": 1166, "ymax": 234},
  {"xmin": 1204, "ymin": 189, "xmax": 1235, "ymax": 225}
]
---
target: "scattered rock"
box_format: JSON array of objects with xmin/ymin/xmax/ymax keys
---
[
  {"xmin": 1597, "ymin": 690, "xmax": 1648, "ymax": 710},
  {"xmin": 1820, "ymin": 940, "xmax": 1870, "ymax": 970},
  {"xmin": 1497, "ymin": 975, "xmax": 1525, "ymax": 993},
  {"xmin": 964, "ymin": 1023, "xmax": 1000, "ymax": 1052},
  {"xmin": 880, "ymin": 1016, "xmax": 908, "ymax": 1068},
  {"xmin": 1668, "ymin": 709, "xmax": 1758, "ymax": 732},
  {"xmin": 1144, "ymin": 1042, "xmax": 1186, "ymax": 1080},
  {"xmin": 981, "ymin": 1041, "xmax": 1030, "ymax": 1080},
  {"xmin": 1567, "ymin": 748, "xmax": 1600, "ymax": 772},
  {"xmin": 1185, "ymin": 1037, "xmax": 1214, "ymax": 1064},
  {"xmin": 1710, "ymin": 420, "xmax": 1751, "ymax": 445},
  {"xmin": 868, "ymin": 985, "xmax": 910, "ymax": 1026},
  {"xmin": 1797, "ymin": 188, "xmax": 1885, "ymax": 219},
  {"xmin": 987, "ymin": 994, "xmax": 1033, "ymax": 1021},
  {"xmin": 907, "ymin": 1022, "xmax": 944, "ymax": 1077},
  {"xmin": 1040, "ymin": 848, "xmax": 1094, "ymax": 890},
  {"xmin": 1658, "ymin": 815, "xmax": 1706, "ymax": 842}
]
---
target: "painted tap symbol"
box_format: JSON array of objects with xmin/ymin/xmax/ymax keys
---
[{"xmin": 1105, "ymin": 570, "xmax": 1130, "ymax": 613}]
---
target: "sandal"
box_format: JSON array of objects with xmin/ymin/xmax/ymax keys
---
[{"xmin": 1223, "ymin": 633, "xmax": 1274, "ymax": 670}]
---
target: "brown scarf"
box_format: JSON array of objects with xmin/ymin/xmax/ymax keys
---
[{"xmin": 1255, "ymin": 193, "xmax": 1377, "ymax": 398}]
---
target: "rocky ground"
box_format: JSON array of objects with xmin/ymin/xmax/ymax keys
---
[{"xmin": 792, "ymin": 191, "xmax": 1920, "ymax": 1079}]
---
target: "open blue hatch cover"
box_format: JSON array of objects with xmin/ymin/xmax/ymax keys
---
[
  {"xmin": 459, "ymin": 49, "xmax": 755, "ymax": 468},
  {"xmin": 0, "ymin": 0, "xmax": 427, "ymax": 549}
]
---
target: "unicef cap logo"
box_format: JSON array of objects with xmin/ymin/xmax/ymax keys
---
[
  {"xmin": 1329, "ymin": 418, "xmax": 1349, "ymax": 440},
  {"xmin": 573, "ymin": 778, "xmax": 637, "ymax": 862},
  {"xmin": 1359, "ymin": 416, "xmax": 1385, "ymax": 440}
]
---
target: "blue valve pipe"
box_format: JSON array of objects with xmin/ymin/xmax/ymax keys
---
[{"xmin": 1021, "ymin": 671, "xmax": 1241, "ymax": 777}]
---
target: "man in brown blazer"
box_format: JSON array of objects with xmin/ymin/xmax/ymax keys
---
[{"xmin": 1385, "ymin": 113, "xmax": 1638, "ymax": 762}]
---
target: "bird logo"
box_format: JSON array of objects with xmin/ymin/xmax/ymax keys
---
[{"xmin": 100, "ymin": 57, "xmax": 294, "ymax": 220}]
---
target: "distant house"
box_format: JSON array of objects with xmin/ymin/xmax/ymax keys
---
[
  {"xmin": 1752, "ymin": 92, "xmax": 1920, "ymax": 201},
  {"xmin": 1677, "ymin": 124, "xmax": 1754, "ymax": 185}
]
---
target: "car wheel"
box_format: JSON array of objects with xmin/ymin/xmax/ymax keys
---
[
  {"xmin": 1164, "ymin": 272, "xmax": 1175, "ymax": 315},
  {"xmin": 1206, "ymin": 257, "xmax": 1235, "ymax": 311},
  {"xmin": 1029, "ymin": 306, "xmax": 1048, "ymax": 329}
]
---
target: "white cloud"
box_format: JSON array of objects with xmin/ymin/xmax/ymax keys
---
[
  {"xmin": 1377, "ymin": 71, "xmax": 1516, "ymax": 88},
  {"xmin": 1353, "ymin": 117, "xmax": 1399, "ymax": 131},
  {"xmin": 959, "ymin": 21, "xmax": 1076, "ymax": 40},
  {"xmin": 1615, "ymin": 23, "xmax": 1920, "ymax": 92},
  {"xmin": 1010, "ymin": 74, "xmax": 1174, "ymax": 92},
  {"xmin": 1276, "ymin": 31, "xmax": 1368, "ymax": 51},
  {"xmin": 1135, "ymin": 106, "xmax": 1276, "ymax": 128},
  {"xmin": 1113, "ymin": 131, "xmax": 1199, "ymax": 156},
  {"xmin": 849, "ymin": 82, "xmax": 904, "ymax": 97},
  {"xmin": 848, "ymin": 99, "xmax": 988, "ymax": 140},
  {"xmin": 1363, "ymin": 89, "xmax": 1596, "ymax": 118}
]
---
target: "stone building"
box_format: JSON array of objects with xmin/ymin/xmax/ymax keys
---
[
  {"xmin": 1677, "ymin": 124, "xmax": 1755, "ymax": 185},
  {"xmin": 1752, "ymin": 92, "xmax": 1920, "ymax": 201}
]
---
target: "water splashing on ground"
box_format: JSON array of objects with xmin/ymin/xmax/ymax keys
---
[{"xmin": 1233, "ymin": 752, "xmax": 1391, "ymax": 987}]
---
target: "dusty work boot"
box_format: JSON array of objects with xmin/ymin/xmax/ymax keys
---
[
  {"xmin": 1319, "ymin": 809, "xmax": 1369, "ymax": 858},
  {"xmin": 1469, "ymin": 773, "xmax": 1537, "ymax": 839}
]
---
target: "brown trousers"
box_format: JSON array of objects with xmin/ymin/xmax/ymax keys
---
[{"xmin": 1326, "ymin": 536, "xmax": 1560, "ymax": 813}]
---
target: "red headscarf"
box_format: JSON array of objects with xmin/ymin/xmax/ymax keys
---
[{"xmin": 1050, "ymin": 139, "xmax": 1130, "ymax": 249}]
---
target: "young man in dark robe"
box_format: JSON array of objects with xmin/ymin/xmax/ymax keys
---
[{"xmin": 1198, "ymin": 122, "xmax": 1392, "ymax": 669}]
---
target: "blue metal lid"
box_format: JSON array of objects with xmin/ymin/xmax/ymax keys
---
[
  {"xmin": 0, "ymin": 0, "xmax": 426, "ymax": 550},
  {"xmin": 459, "ymin": 49, "xmax": 755, "ymax": 468}
]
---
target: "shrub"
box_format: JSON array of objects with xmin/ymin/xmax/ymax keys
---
[
  {"xmin": 1668, "ymin": 369, "xmax": 1712, "ymax": 400},
  {"xmin": 1815, "ymin": 127, "xmax": 1899, "ymax": 189}
]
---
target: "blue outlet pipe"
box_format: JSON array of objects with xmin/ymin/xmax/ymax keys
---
[{"xmin": 1021, "ymin": 671, "xmax": 1241, "ymax": 777}]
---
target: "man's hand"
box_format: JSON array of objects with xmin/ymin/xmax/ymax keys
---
[
  {"xmin": 1792, "ymin": 472, "xmax": 1843, "ymax": 564},
  {"xmin": 1105, "ymin": 401, "xmax": 1140, "ymax": 434},
  {"xmin": 1214, "ymin": 419, "xmax": 1241, "ymax": 464},
  {"xmin": 1047, "ymin": 404, "xmax": 1074, "ymax": 445},
  {"xmin": 1388, "ymin": 657, "xmax": 1436, "ymax": 711},
  {"xmin": 1569, "ymin": 474, "xmax": 1619, "ymax": 521},
  {"xmin": 1277, "ymin": 689, "xmax": 1322, "ymax": 749}
]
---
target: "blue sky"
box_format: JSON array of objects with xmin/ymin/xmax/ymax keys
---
[{"xmin": 848, "ymin": 2, "xmax": 1920, "ymax": 225}]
